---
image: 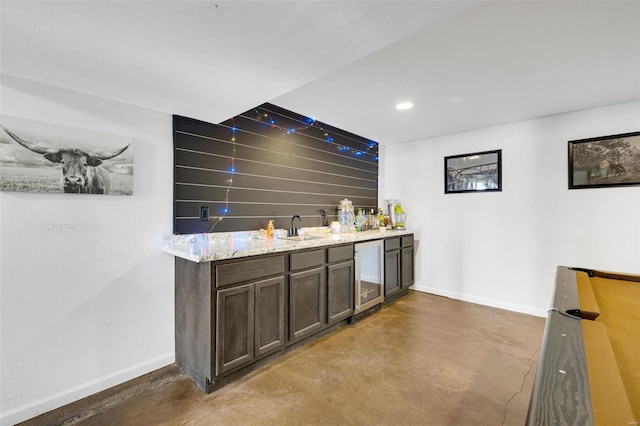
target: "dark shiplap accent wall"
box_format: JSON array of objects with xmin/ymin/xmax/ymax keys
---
[{"xmin": 173, "ymin": 103, "xmax": 379, "ymax": 234}]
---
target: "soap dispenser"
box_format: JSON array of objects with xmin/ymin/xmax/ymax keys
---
[
  {"xmin": 320, "ymin": 209, "xmax": 328, "ymax": 226},
  {"xmin": 266, "ymin": 220, "xmax": 275, "ymax": 239}
]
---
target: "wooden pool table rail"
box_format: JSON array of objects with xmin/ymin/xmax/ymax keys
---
[
  {"xmin": 526, "ymin": 266, "xmax": 638, "ymax": 426},
  {"xmin": 527, "ymin": 267, "xmax": 593, "ymax": 425}
]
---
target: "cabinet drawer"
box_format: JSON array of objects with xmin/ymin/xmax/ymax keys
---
[
  {"xmin": 385, "ymin": 237, "xmax": 400, "ymax": 251},
  {"xmin": 290, "ymin": 249, "xmax": 325, "ymax": 271},
  {"xmin": 216, "ymin": 255, "xmax": 285, "ymax": 288},
  {"xmin": 401, "ymin": 234, "xmax": 414, "ymax": 247},
  {"xmin": 327, "ymin": 244, "xmax": 354, "ymax": 264}
]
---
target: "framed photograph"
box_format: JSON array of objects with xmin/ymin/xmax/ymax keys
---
[
  {"xmin": 445, "ymin": 149, "xmax": 502, "ymax": 194},
  {"xmin": 0, "ymin": 115, "xmax": 133, "ymax": 195},
  {"xmin": 568, "ymin": 131, "xmax": 640, "ymax": 189}
]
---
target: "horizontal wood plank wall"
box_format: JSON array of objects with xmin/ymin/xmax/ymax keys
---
[{"xmin": 174, "ymin": 103, "xmax": 378, "ymax": 234}]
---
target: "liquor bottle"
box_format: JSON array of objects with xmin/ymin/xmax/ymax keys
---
[{"xmin": 378, "ymin": 208, "xmax": 385, "ymax": 229}]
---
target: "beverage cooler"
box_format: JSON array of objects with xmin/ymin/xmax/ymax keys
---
[{"xmin": 354, "ymin": 240, "xmax": 384, "ymax": 314}]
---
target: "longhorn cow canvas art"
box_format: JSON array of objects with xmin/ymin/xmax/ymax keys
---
[{"xmin": 0, "ymin": 116, "xmax": 133, "ymax": 195}]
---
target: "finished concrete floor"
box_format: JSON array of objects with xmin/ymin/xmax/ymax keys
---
[{"xmin": 24, "ymin": 291, "xmax": 545, "ymax": 425}]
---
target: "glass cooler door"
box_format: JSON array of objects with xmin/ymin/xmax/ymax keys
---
[{"xmin": 354, "ymin": 240, "xmax": 384, "ymax": 314}]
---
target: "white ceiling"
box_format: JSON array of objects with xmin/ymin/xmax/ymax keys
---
[{"xmin": 1, "ymin": 1, "xmax": 639, "ymax": 145}]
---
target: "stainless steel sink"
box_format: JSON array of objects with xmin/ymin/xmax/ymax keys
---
[{"xmin": 282, "ymin": 235, "xmax": 324, "ymax": 241}]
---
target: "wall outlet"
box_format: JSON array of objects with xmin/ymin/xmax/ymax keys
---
[{"xmin": 200, "ymin": 206, "xmax": 210, "ymax": 221}]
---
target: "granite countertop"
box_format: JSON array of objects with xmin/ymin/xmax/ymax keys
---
[{"xmin": 162, "ymin": 227, "xmax": 413, "ymax": 263}]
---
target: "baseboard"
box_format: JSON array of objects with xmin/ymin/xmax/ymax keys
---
[
  {"xmin": 411, "ymin": 284, "xmax": 547, "ymax": 318},
  {"xmin": 1, "ymin": 353, "xmax": 175, "ymax": 426}
]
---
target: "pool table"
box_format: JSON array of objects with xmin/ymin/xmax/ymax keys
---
[{"xmin": 527, "ymin": 266, "xmax": 639, "ymax": 426}]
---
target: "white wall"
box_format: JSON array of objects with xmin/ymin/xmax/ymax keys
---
[
  {"xmin": 1, "ymin": 73, "xmax": 637, "ymax": 424},
  {"xmin": 384, "ymin": 101, "xmax": 640, "ymax": 317},
  {"xmin": 0, "ymin": 75, "xmax": 175, "ymax": 426}
]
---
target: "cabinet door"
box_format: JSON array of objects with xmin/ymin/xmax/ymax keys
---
[
  {"xmin": 289, "ymin": 267, "xmax": 326, "ymax": 341},
  {"xmin": 401, "ymin": 247, "xmax": 414, "ymax": 289},
  {"xmin": 384, "ymin": 249, "xmax": 401, "ymax": 296},
  {"xmin": 327, "ymin": 260, "xmax": 354, "ymax": 324},
  {"xmin": 216, "ymin": 284, "xmax": 255, "ymax": 375},
  {"xmin": 255, "ymin": 276, "xmax": 285, "ymax": 356}
]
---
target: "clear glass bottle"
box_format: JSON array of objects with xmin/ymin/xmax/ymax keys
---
[
  {"xmin": 355, "ymin": 208, "xmax": 364, "ymax": 232},
  {"xmin": 338, "ymin": 199, "xmax": 355, "ymax": 233}
]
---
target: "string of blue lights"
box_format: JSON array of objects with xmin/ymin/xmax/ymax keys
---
[
  {"xmin": 209, "ymin": 120, "xmax": 237, "ymax": 231},
  {"xmin": 209, "ymin": 107, "xmax": 378, "ymax": 229},
  {"xmin": 253, "ymin": 109, "xmax": 378, "ymax": 160}
]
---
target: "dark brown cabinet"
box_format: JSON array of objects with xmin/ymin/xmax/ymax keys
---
[
  {"xmin": 327, "ymin": 260, "xmax": 354, "ymax": 323},
  {"xmin": 384, "ymin": 238, "xmax": 401, "ymax": 297},
  {"xmin": 401, "ymin": 247, "xmax": 414, "ymax": 289},
  {"xmin": 384, "ymin": 234, "xmax": 414, "ymax": 304},
  {"xmin": 216, "ymin": 276, "xmax": 284, "ymax": 375},
  {"xmin": 289, "ymin": 267, "xmax": 326, "ymax": 341},
  {"xmin": 255, "ymin": 277, "xmax": 285, "ymax": 356},
  {"xmin": 216, "ymin": 284, "xmax": 254, "ymax": 375},
  {"xmin": 384, "ymin": 250, "xmax": 401, "ymax": 296},
  {"xmin": 326, "ymin": 244, "xmax": 354, "ymax": 324},
  {"xmin": 401, "ymin": 235, "xmax": 415, "ymax": 289}
]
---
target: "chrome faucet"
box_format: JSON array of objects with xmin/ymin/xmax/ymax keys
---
[{"xmin": 289, "ymin": 215, "xmax": 302, "ymax": 236}]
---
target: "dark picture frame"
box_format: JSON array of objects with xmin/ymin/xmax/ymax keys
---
[
  {"xmin": 445, "ymin": 149, "xmax": 502, "ymax": 194},
  {"xmin": 568, "ymin": 131, "xmax": 640, "ymax": 189}
]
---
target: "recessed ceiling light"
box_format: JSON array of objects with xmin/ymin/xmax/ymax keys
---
[{"xmin": 395, "ymin": 102, "xmax": 414, "ymax": 110}]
